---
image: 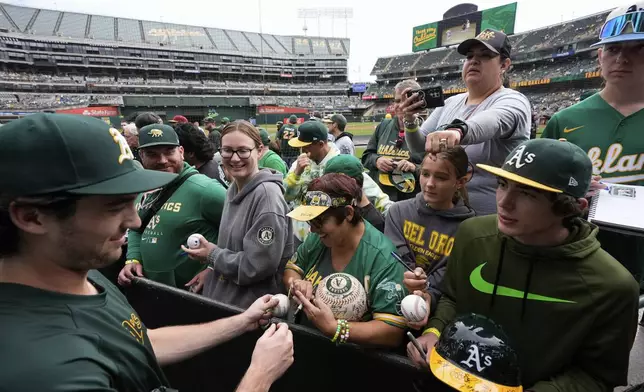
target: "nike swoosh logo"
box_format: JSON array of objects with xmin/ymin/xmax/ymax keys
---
[
  {"xmin": 470, "ymin": 263, "xmax": 575, "ymax": 303},
  {"xmin": 563, "ymin": 126, "xmax": 584, "ymax": 133}
]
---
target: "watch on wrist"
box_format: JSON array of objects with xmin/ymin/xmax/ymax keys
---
[
  {"xmin": 447, "ymin": 119, "xmax": 468, "ymax": 139},
  {"xmin": 404, "ymin": 117, "xmax": 420, "ymax": 129}
]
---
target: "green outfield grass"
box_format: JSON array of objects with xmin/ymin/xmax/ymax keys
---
[
  {"xmin": 261, "ymin": 122, "xmax": 379, "ymax": 139},
  {"xmin": 355, "ymin": 146, "xmax": 366, "ymax": 159}
]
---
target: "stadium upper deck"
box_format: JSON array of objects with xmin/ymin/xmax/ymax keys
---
[
  {"xmin": 371, "ymin": 10, "xmax": 609, "ymax": 78},
  {"xmin": 0, "ymin": 3, "xmax": 349, "ymax": 58}
]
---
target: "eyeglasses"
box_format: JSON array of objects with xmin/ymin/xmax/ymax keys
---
[
  {"xmin": 221, "ymin": 147, "xmax": 255, "ymax": 159},
  {"xmin": 600, "ymin": 11, "xmax": 644, "ymax": 40}
]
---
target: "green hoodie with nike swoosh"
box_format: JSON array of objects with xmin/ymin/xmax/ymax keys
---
[{"xmin": 427, "ymin": 214, "xmax": 639, "ymax": 391}]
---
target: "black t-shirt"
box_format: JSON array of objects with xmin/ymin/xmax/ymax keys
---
[
  {"xmin": 362, "ymin": 203, "xmax": 385, "ymax": 232},
  {"xmin": 0, "ymin": 270, "xmax": 169, "ymax": 391},
  {"xmin": 198, "ymin": 159, "xmax": 229, "ymax": 188}
]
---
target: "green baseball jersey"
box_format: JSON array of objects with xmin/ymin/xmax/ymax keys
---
[
  {"xmin": 0, "ymin": 270, "xmax": 169, "ymax": 391},
  {"xmin": 542, "ymin": 94, "xmax": 644, "ymax": 185},
  {"xmin": 127, "ymin": 162, "xmax": 227, "ymax": 288},
  {"xmin": 276, "ymin": 124, "xmax": 300, "ymax": 158},
  {"xmin": 258, "ymin": 149, "xmax": 287, "ymax": 177},
  {"xmin": 285, "ymin": 221, "xmax": 407, "ymax": 328}
]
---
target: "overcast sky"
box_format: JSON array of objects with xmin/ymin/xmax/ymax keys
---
[{"xmin": 6, "ymin": 0, "xmax": 613, "ymax": 81}]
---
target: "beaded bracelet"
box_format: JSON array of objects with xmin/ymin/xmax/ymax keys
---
[
  {"xmin": 331, "ymin": 321, "xmax": 343, "ymax": 343},
  {"xmin": 339, "ymin": 320, "xmax": 350, "ymax": 345}
]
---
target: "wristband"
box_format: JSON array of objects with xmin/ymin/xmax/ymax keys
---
[
  {"xmin": 403, "ymin": 118, "xmax": 420, "ymax": 131},
  {"xmin": 125, "ymin": 259, "xmax": 140, "ymax": 265},
  {"xmin": 423, "ymin": 327, "xmax": 441, "ymax": 338},
  {"xmin": 207, "ymin": 265, "xmax": 214, "ymax": 271},
  {"xmin": 331, "ymin": 321, "xmax": 343, "ymax": 343}
]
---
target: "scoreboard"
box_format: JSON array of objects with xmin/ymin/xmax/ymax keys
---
[{"xmin": 412, "ymin": 2, "xmax": 517, "ymax": 52}]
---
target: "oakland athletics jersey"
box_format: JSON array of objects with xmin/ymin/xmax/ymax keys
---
[
  {"xmin": 127, "ymin": 162, "xmax": 227, "ymax": 288},
  {"xmin": 276, "ymin": 123, "xmax": 300, "ymax": 159},
  {"xmin": 285, "ymin": 221, "xmax": 407, "ymax": 328},
  {"xmin": 542, "ymin": 93, "xmax": 644, "ymax": 185},
  {"xmin": 0, "ymin": 270, "xmax": 169, "ymax": 391}
]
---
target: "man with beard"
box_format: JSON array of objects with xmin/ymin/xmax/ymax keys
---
[
  {"xmin": 0, "ymin": 113, "xmax": 294, "ymax": 391},
  {"xmin": 118, "ymin": 124, "xmax": 227, "ymax": 293}
]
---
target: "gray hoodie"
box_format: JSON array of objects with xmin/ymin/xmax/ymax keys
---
[
  {"xmin": 384, "ymin": 192, "xmax": 474, "ymax": 313},
  {"xmin": 203, "ymin": 169, "xmax": 294, "ymax": 308}
]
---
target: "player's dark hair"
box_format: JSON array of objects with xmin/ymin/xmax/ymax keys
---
[
  {"xmin": 269, "ymin": 139, "xmax": 281, "ymax": 154},
  {"xmin": 547, "ymin": 193, "xmax": 587, "ymax": 230},
  {"xmin": 174, "ymin": 123, "xmax": 215, "ymax": 162},
  {"xmin": 134, "ymin": 112, "xmax": 162, "ymax": 130},
  {"xmin": 308, "ymin": 173, "xmax": 363, "ymax": 226},
  {"xmin": 0, "ymin": 193, "xmax": 80, "ymax": 257},
  {"xmin": 422, "ymin": 146, "xmax": 471, "ymax": 208},
  {"xmin": 500, "ymin": 54, "xmax": 511, "ymax": 88}
]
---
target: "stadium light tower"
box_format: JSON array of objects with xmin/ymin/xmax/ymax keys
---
[{"xmin": 297, "ymin": 7, "xmax": 353, "ymax": 38}]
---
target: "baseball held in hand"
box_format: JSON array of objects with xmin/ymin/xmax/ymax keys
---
[
  {"xmin": 271, "ymin": 294, "xmax": 289, "ymax": 318},
  {"xmin": 401, "ymin": 294, "xmax": 428, "ymax": 323},
  {"xmin": 187, "ymin": 234, "xmax": 201, "ymax": 249},
  {"xmin": 315, "ymin": 273, "xmax": 367, "ymax": 321}
]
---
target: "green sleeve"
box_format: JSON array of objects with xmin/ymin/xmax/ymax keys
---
[
  {"xmin": 284, "ymin": 168, "xmax": 308, "ymax": 202},
  {"xmin": 540, "ymin": 115, "xmax": 560, "ymax": 140},
  {"xmin": 530, "ymin": 277, "xmax": 638, "ymax": 392},
  {"xmin": 285, "ymin": 235, "xmax": 315, "ymax": 277},
  {"xmin": 369, "ymin": 253, "xmax": 408, "ymax": 329},
  {"xmin": 361, "ymin": 122, "xmax": 383, "ymax": 171},
  {"xmin": 528, "ymin": 368, "xmax": 611, "ymax": 392},
  {"xmin": 200, "ymin": 181, "xmax": 227, "ymax": 231}
]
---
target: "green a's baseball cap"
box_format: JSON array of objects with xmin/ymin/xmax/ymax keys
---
[
  {"xmin": 289, "ymin": 115, "xmax": 298, "ymax": 123},
  {"xmin": 0, "ymin": 113, "xmax": 176, "ymax": 196},
  {"xmin": 324, "ymin": 155, "xmax": 364, "ymax": 180},
  {"xmin": 379, "ymin": 170, "xmax": 416, "ymax": 193},
  {"xmin": 324, "ymin": 114, "xmax": 348, "ymax": 127},
  {"xmin": 204, "ymin": 116, "xmax": 216, "ymax": 123},
  {"xmin": 139, "ymin": 124, "xmax": 180, "ymax": 149},
  {"xmin": 288, "ymin": 120, "xmax": 328, "ymax": 148},
  {"xmin": 477, "ymin": 139, "xmax": 592, "ymax": 198},
  {"xmin": 258, "ymin": 128, "xmax": 270, "ymax": 145},
  {"xmin": 221, "ymin": 117, "xmax": 230, "ymax": 124}
]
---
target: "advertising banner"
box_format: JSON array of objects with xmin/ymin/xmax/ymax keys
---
[
  {"xmin": 412, "ymin": 22, "xmax": 438, "ymax": 52},
  {"xmin": 56, "ymin": 106, "xmax": 119, "ymax": 117},
  {"xmin": 480, "ymin": 2, "xmax": 517, "ymax": 34},
  {"xmin": 258, "ymin": 106, "xmax": 308, "ymax": 114}
]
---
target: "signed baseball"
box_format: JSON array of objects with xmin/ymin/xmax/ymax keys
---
[
  {"xmin": 187, "ymin": 234, "xmax": 201, "ymax": 249},
  {"xmin": 401, "ymin": 294, "xmax": 428, "ymax": 323},
  {"xmin": 271, "ymin": 294, "xmax": 289, "ymax": 318},
  {"xmin": 315, "ymin": 273, "xmax": 367, "ymax": 321}
]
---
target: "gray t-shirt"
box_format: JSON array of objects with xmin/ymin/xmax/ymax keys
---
[
  {"xmin": 406, "ymin": 87, "xmax": 531, "ymax": 215},
  {"xmin": 334, "ymin": 134, "xmax": 355, "ymax": 155}
]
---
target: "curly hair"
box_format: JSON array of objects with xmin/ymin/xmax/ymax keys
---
[
  {"xmin": 547, "ymin": 192, "xmax": 587, "ymax": 230},
  {"xmin": 174, "ymin": 123, "xmax": 215, "ymax": 162}
]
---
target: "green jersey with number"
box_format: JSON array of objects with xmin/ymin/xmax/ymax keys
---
[
  {"xmin": 286, "ymin": 221, "xmax": 407, "ymax": 328},
  {"xmin": 542, "ymin": 94, "xmax": 644, "ymax": 185},
  {"xmin": 276, "ymin": 124, "xmax": 300, "ymax": 158}
]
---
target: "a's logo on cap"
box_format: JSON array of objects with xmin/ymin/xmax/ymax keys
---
[
  {"xmin": 477, "ymin": 30, "xmax": 496, "ymax": 41},
  {"xmin": 460, "ymin": 344, "xmax": 493, "ymax": 372},
  {"xmin": 109, "ymin": 128, "xmax": 135, "ymax": 164},
  {"xmin": 505, "ymin": 145, "xmax": 535, "ymax": 169},
  {"xmin": 148, "ymin": 129, "xmax": 164, "ymax": 138}
]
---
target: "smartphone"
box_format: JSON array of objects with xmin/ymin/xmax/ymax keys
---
[{"xmin": 406, "ymin": 86, "xmax": 445, "ymax": 109}]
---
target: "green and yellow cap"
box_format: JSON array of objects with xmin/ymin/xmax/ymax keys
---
[{"xmin": 287, "ymin": 191, "xmax": 353, "ymax": 221}]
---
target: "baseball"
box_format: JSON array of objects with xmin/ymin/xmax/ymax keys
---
[
  {"xmin": 271, "ymin": 294, "xmax": 289, "ymax": 318},
  {"xmin": 187, "ymin": 234, "xmax": 201, "ymax": 249},
  {"xmin": 315, "ymin": 273, "xmax": 367, "ymax": 321},
  {"xmin": 401, "ymin": 294, "xmax": 428, "ymax": 323}
]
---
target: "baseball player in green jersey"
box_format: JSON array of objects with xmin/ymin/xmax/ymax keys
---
[
  {"xmin": 276, "ymin": 115, "xmax": 301, "ymax": 167},
  {"xmin": 283, "ymin": 173, "xmax": 407, "ymax": 348},
  {"xmin": 0, "ymin": 113, "xmax": 294, "ymax": 391},
  {"xmin": 118, "ymin": 124, "xmax": 227, "ymax": 291},
  {"xmin": 542, "ymin": 2, "xmax": 644, "ymax": 288}
]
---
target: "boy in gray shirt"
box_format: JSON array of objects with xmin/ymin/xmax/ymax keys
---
[{"xmin": 324, "ymin": 114, "xmax": 355, "ymax": 155}]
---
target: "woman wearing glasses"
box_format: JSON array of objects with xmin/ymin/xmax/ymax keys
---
[
  {"xmin": 183, "ymin": 120, "xmax": 294, "ymax": 308},
  {"xmin": 284, "ymin": 173, "xmax": 408, "ymax": 348},
  {"xmin": 362, "ymin": 79, "xmax": 425, "ymax": 202},
  {"xmin": 542, "ymin": 4, "xmax": 644, "ymax": 292}
]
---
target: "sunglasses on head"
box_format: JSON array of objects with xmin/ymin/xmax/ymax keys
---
[{"xmin": 600, "ymin": 11, "xmax": 644, "ymax": 40}]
